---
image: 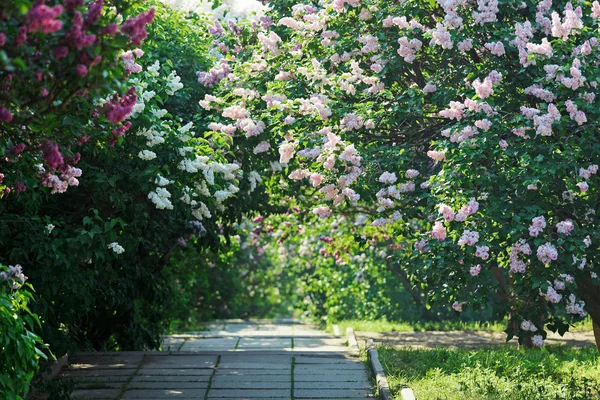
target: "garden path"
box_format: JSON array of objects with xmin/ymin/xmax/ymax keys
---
[{"xmin": 59, "ymin": 320, "xmax": 376, "ymax": 399}]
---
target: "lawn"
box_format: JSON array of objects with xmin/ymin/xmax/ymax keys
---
[
  {"xmin": 327, "ymin": 318, "xmax": 594, "ymax": 334},
  {"xmin": 327, "ymin": 319, "xmax": 507, "ymax": 334},
  {"xmin": 378, "ymin": 345, "xmax": 600, "ymax": 400}
]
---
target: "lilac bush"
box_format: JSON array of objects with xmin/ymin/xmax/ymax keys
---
[{"xmin": 199, "ymin": 0, "xmax": 600, "ymax": 348}]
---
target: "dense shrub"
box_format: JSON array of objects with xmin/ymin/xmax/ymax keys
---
[{"xmin": 0, "ymin": 264, "xmax": 46, "ymax": 400}]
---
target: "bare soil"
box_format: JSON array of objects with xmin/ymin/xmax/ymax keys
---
[{"xmin": 356, "ymin": 329, "xmax": 596, "ymax": 349}]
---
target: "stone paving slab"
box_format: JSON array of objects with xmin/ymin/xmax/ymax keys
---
[
  {"xmin": 294, "ymin": 372, "xmax": 370, "ymax": 382},
  {"xmin": 212, "ymin": 375, "xmax": 291, "ymax": 383},
  {"xmin": 126, "ymin": 382, "xmax": 209, "ymax": 389},
  {"xmin": 207, "ymin": 398, "xmax": 290, "ymax": 400},
  {"xmin": 220, "ymin": 354, "xmax": 293, "ymax": 363},
  {"xmin": 70, "ymin": 354, "xmax": 144, "ymax": 365},
  {"xmin": 71, "ymin": 389, "xmax": 121, "ymax": 399},
  {"xmin": 61, "ymin": 320, "xmax": 375, "ymax": 399},
  {"xmin": 294, "ymin": 356, "xmax": 361, "ymax": 364},
  {"xmin": 211, "ymin": 380, "xmax": 290, "ymax": 389},
  {"xmin": 143, "ymin": 355, "xmax": 217, "ymax": 369},
  {"xmin": 295, "ymin": 381, "xmax": 372, "ymax": 389},
  {"xmin": 295, "ymin": 389, "xmax": 373, "ymax": 398},
  {"xmin": 66, "ymin": 375, "xmax": 131, "ymax": 383},
  {"xmin": 179, "ymin": 337, "xmax": 238, "ymax": 351},
  {"xmin": 122, "ymin": 389, "xmax": 207, "ymax": 398},
  {"xmin": 131, "ymin": 375, "xmax": 211, "ymax": 383},
  {"xmin": 207, "ymin": 389, "xmax": 290, "ymax": 398},
  {"xmin": 73, "ymin": 381, "xmax": 124, "ymax": 388},
  {"xmin": 61, "ymin": 369, "xmax": 135, "ymax": 377},
  {"xmin": 218, "ymin": 362, "xmax": 291, "ymax": 369},
  {"xmin": 137, "ymin": 368, "xmax": 214, "ymax": 376},
  {"xmin": 295, "ymin": 363, "xmax": 366, "ymax": 371},
  {"xmin": 238, "ymin": 338, "xmax": 291, "ymax": 349}
]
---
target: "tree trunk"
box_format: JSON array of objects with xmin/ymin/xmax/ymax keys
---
[
  {"xmin": 576, "ymin": 275, "xmax": 600, "ymax": 353},
  {"xmin": 521, "ymin": 336, "xmax": 534, "ymax": 349},
  {"xmin": 594, "ymin": 322, "xmax": 600, "ymax": 353}
]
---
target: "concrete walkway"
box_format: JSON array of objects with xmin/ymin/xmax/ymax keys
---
[{"xmin": 60, "ymin": 320, "xmax": 375, "ymax": 399}]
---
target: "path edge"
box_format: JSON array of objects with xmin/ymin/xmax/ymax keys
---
[
  {"xmin": 366, "ymin": 339, "xmax": 416, "ymax": 400},
  {"xmin": 346, "ymin": 327, "xmax": 360, "ymax": 356}
]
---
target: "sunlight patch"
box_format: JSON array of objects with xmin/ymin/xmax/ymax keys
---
[{"xmin": 160, "ymin": 0, "xmax": 267, "ymax": 20}]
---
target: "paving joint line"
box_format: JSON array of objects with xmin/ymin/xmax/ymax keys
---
[
  {"xmin": 115, "ymin": 353, "xmax": 147, "ymax": 400},
  {"xmin": 203, "ymin": 354, "xmax": 221, "ymax": 400},
  {"xmin": 290, "ymin": 356, "xmax": 296, "ymax": 400}
]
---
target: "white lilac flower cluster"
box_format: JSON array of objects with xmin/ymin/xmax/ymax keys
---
[{"xmin": 107, "ymin": 242, "xmax": 125, "ymax": 254}]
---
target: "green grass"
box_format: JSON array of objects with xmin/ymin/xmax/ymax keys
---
[
  {"xmin": 378, "ymin": 345, "xmax": 600, "ymax": 400},
  {"xmin": 326, "ymin": 318, "xmax": 594, "ymax": 334},
  {"xmin": 167, "ymin": 317, "xmax": 210, "ymax": 333},
  {"xmin": 326, "ymin": 319, "xmax": 507, "ymax": 334}
]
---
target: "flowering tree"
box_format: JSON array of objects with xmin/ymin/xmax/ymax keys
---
[
  {"xmin": 0, "ymin": 0, "xmax": 154, "ymax": 196},
  {"xmin": 0, "ymin": 1, "xmax": 282, "ymax": 360},
  {"xmin": 199, "ymin": 0, "xmax": 600, "ymax": 349}
]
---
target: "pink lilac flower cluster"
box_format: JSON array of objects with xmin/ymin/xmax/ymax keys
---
[
  {"xmin": 120, "ymin": 8, "xmax": 155, "ymax": 45},
  {"xmin": 378, "ymin": 171, "xmax": 397, "ymax": 184},
  {"xmin": 457, "ymin": 230, "xmax": 479, "ymax": 246},
  {"xmin": 565, "ymin": 100, "xmax": 587, "ymax": 125},
  {"xmin": 197, "ymin": 59, "xmax": 232, "ymax": 87},
  {"xmin": 556, "ymin": 220, "xmax": 574, "ymax": 235},
  {"xmin": 63, "ymin": 10, "xmax": 96, "ymax": 49},
  {"xmin": 42, "ymin": 141, "xmax": 64, "ymax": 170},
  {"xmin": 472, "ymin": 71, "xmax": 502, "ymax": 99},
  {"xmin": 579, "ymin": 164, "xmax": 599, "ymax": 179},
  {"xmin": 537, "ymin": 242, "xmax": 558, "ymax": 264},
  {"xmin": 484, "ymin": 41, "xmax": 504, "ymax": 56},
  {"xmin": 279, "ymin": 142, "xmax": 295, "ymax": 163},
  {"xmin": 312, "ymin": 206, "xmax": 332, "ymax": 218},
  {"xmin": 439, "ymin": 101, "xmax": 465, "ymax": 120},
  {"xmin": 473, "ymin": 0, "xmax": 499, "ymax": 25},
  {"xmin": 524, "ymin": 85, "xmax": 556, "ymax": 102},
  {"xmin": 121, "ymin": 49, "xmax": 144, "ymax": 74},
  {"xmin": 41, "ymin": 165, "xmax": 81, "ymax": 194},
  {"xmin": 521, "ymin": 320, "xmax": 538, "ymax": 332},
  {"xmin": 253, "ymin": 141, "xmax": 271, "ymax": 154},
  {"xmin": 566, "ymin": 294, "xmax": 586, "ymax": 317},
  {"xmin": 397, "ymin": 37, "xmax": 422, "ymax": 63},
  {"xmin": 414, "ymin": 239, "xmax": 429, "ymax": 252},
  {"xmin": 469, "ymin": 264, "xmax": 482, "ymax": 276},
  {"xmin": 431, "ymin": 221, "xmax": 446, "ymax": 241},
  {"xmin": 104, "ymin": 87, "xmax": 137, "ymax": 124},
  {"xmin": 540, "ymin": 284, "xmax": 562, "ymax": 303},
  {"xmin": 528, "ymin": 216, "xmax": 546, "ymax": 237},
  {"xmin": 427, "ymin": 150, "xmax": 446, "ymax": 161},
  {"xmin": 509, "ymin": 239, "xmax": 532, "ymax": 273},
  {"xmin": 438, "ymin": 203, "xmax": 455, "ymax": 222},
  {"xmin": 561, "ymin": 58, "xmax": 586, "ymax": 90},
  {"xmin": 475, "ymin": 246, "xmax": 489, "ymax": 260},
  {"xmin": 531, "ymin": 104, "xmax": 561, "ymax": 136},
  {"xmin": 531, "ymin": 335, "xmax": 544, "ymax": 347},
  {"xmin": 551, "ymin": 2, "xmax": 583, "ymax": 41},
  {"xmin": 25, "ymin": 1, "xmax": 64, "ymax": 33},
  {"xmin": 0, "ymin": 264, "xmax": 27, "ymax": 289},
  {"xmin": 0, "ymin": 105, "xmax": 13, "ymax": 123}
]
